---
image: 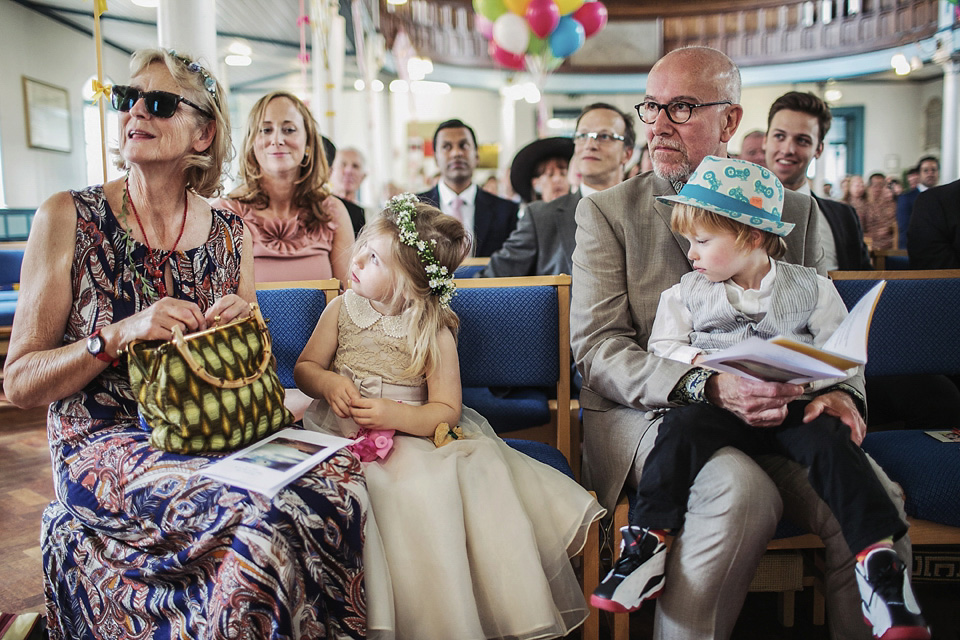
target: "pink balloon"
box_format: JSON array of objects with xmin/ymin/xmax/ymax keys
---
[
  {"xmin": 475, "ymin": 13, "xmax": 494, "ymax": 40},
  {"xmin": 525, "ymin": 0, "xmax": 560, "ymax": 39},
  {"xmin": 573, "ymin": 0, "xmax": 607, "ymax": 38},
  {"xmin": 489, "ymin": 41, "xmax": 526, "ymax": 70}
]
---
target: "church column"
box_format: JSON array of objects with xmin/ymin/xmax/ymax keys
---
[
  {"xmin": 157, "ymin": 0, "xmax": 217, "ymax": 70},
  {"xmin": 311, "ymin": 0, "xmax": 346, "ymax": 139}
]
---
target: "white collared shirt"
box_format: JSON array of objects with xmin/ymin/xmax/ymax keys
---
[
  {"xmin": 579, "ymin": 183, "xmax": 599, "ymax": 199},
  {"xmin": 437, "ymin": 181, "xmax": 477, "ymax": 235}
]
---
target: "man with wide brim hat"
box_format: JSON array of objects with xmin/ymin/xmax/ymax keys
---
[{"xmin": 509, "ymin": 137, "xmax": 575, "ymax": 203}]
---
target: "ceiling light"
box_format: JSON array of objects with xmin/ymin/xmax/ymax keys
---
[
  {"xmin": 891, "ymin": 53, "xmax": 910, "ymax": 75},
  {"xmin": 371, "ymin": 79, "xmax": 384, "ymax": 92},
  {"xmin": 546, "ymin": 118, "xmax": 565, "ymax": 129},
  {"xmin": 387, "ymin": 0, "xmax": 407, "ymax": 5},
  {"xmin": 225, "ymin": 54, "xmax": 251, "ymax": 67},
  {"xmin": 523, "ymin": 83, "xmax": 541, "ymax": 104},
  {"xmin": 407, "ymin": 57, "xmax": 433, "ymax": 81},
  {"xmin": 824, "ymin": 88, "xmax": 842, "ymax": 102},
  {"xmin": 354, "ymin": 79, "xmax": 366, "ymax": 91},
  {"xmin": 389, "ymin": 79, "xmax": 409, "ymax": 93},
  {"xmin": 410, "ymin": 80, "xmax": 450, "ymax": 96},
  {"xmin": 229, "ymin": 42, "xmax": 252, "ymax": 57},
  {"xmin": 131, "ymin": 0, "xmax": 158, "ymax": 7}
]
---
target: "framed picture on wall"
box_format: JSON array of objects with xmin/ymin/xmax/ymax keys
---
[{"xmin": 22, "ymin": 76, "xmax": 72, "ymax": 153}]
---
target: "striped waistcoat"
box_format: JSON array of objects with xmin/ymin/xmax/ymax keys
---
[{"xmin": 680, "ymin": 261, "xmax": 819, "ymax": 352}]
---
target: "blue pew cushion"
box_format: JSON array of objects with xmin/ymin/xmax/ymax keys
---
[
  {"xmin": 503, "ymin": 438, "xmax": 574, "ymax": 480},
  {"xmin": 862, "ymin": 430, "xmax": 960, "ymax": 528},
  {"xmin": 463, "ymin": 386, "xmax": 551, "ymax": 433},
  {"xmin": 255, "ymin": 288, "xmax": 328, "ymax": 389}
]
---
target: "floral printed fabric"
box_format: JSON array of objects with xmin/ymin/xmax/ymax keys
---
[{"xmin": 42, "ymin": 186, "xmax": 367, "ymax": 639}]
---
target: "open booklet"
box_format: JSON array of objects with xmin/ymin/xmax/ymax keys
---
[
  {"xmin": 198, "ymin": 428, "xmax": 354, "ymax": 498},
  {"xmin": 697, "ymin": 280, "xmax": 886, "ymax": 384}
]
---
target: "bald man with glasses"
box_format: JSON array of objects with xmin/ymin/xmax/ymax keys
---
[{"xmin": 571, "ymin": 46, "xmax": 909, "ymax": 640}]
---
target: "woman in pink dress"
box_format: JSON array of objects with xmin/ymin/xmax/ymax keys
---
[{"xmin": 214, "ymin": 91, "xmax": 353, "ymax": 283}]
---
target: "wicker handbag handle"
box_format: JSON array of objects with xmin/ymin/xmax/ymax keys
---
[{"xmin": 171, "ymin": 303, "xmax": 273, "ymax": 389}]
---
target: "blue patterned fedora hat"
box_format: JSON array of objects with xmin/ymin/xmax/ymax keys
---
[{"xmin": 657, "ymin": 155, "xmax": 793, "ymax": 237}]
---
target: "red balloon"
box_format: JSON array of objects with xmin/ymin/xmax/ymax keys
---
[
  {"xmin": 573, "ymin": 1, "xmax": 607, "ymax": 38},
  {"xmin": 489, "ymin": 41, "xmax": 526, "ymax": 70},
  {"xmin": 525, "ymin": 0, "xmax": 560, "ymax": 39}
]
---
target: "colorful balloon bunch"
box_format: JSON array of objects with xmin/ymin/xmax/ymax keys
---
[{"xmin": 474, "ymin": 0, "xmax": 608, "ymax": 72}]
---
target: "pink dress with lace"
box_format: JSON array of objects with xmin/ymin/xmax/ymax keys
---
[{"xmin": 213, "ymin": 197, "xmax": 338, "ymax": 282}]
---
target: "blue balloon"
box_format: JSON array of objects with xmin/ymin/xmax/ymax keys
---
[{"xmin": 548, "ymin": 16, "xmax": 585, "ymax": 58}]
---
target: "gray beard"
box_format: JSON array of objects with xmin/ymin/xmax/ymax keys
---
[{"xmin": 653, "ymin": 161, "xmax": 692, "ymax": 185}]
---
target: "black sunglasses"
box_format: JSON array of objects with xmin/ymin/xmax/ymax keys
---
[{"xmin": 111, "ymin": 85, "xmax": 213, "ymax": 119}]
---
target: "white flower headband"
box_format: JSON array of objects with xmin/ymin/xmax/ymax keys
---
[{"xmin": 387, "ymin": 193, "xmax": 456, "ymax": 308}]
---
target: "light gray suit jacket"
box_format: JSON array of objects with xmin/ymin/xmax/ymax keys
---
[
  {"xmin": 570, "ymin": 172, "xmax": 867, "ymax": 511},
  {"xmin": 480, "ymin": 190, "xmax": 580, "ymax": 278}
]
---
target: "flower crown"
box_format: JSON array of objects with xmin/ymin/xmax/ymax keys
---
[
  {"xmin": 387, "ymin": 193, "xmax": 456, "ymax": 308},
  {"xmin": 168, "ymin": 50, "xmax": 218, "ymax": 104}
]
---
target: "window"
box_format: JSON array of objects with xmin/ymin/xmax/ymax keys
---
[{"xmin": 84, "ymin": 104, "xmax": 122, "ymax": 186}]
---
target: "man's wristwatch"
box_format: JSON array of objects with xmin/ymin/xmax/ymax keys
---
[{"xmin": 86, "ymin": 329, "xmax": 115, "ymax": 363}]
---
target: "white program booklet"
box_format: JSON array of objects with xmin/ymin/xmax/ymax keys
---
[
  {"xmin": 698, "ymin": 280, "xmax": 886, "ymax": 384},
  {"xmin": 198, "ymin": 428, "xmax": 353, "ymax": 498}
]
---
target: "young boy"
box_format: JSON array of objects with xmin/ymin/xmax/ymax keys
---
[{"xmin": 590, "ymin": 156, "xmax": 930, "ymax": 640}]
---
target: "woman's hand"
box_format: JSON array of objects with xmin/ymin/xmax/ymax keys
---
[
  {"xmin": 350, "ymin": 397, "xmax": 395, "ymax": 430},
  {"xmin": 109, "ymin": 297, "xmax": 205, "ymax": 350},
  {"xmin": 323, "ymin": 375, "xmax": 362, "ymax": 419},
  {"xmin": 204, "ymin": 294, "xmax": 253, "ymax": 325}
]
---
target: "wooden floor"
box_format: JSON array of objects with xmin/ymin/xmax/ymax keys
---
[
  {"xmin": 1, "ymin": 401, "xmax": 958, "ymax": 639},
  {"xmin": 0, "ymin": 403, "xmax": 51, "ymax": 615}
]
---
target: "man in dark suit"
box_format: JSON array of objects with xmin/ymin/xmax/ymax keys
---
[
  {"xmin": 908, "ymin": 178, "xmax": 960, "ymax": 268},
  {"xmin": 763, "ymin": 91, "xmax": 872, "ymax": 270},
  {"xmin": 417, "ymin": 119, "xmax": 519, "ymax": 256},
  {"xmin": 896, "ymin": 155, "xmax": 939, "ymax": 249},
  {"xmin": 481, "ymin": 103, "xmax": 635, "ymax": 277}
]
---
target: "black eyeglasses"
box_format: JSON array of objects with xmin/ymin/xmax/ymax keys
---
[
  {"xmin": 573, "ymin": 131, "xmax": 626, "ymax": 145},
  {"xmin": 111, "ymin": 85, "xmax": 214, "ymax": 119},
  {"xmin": 634, "ymin": 100, "xmax": 732, "ymax": 125}
]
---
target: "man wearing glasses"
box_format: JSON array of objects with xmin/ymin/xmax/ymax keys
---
[
  {"xmin": 481, "ymin": 103, "xmax": 633, "ymax": 277},
  {"xmin": 571, "ymin": 46, "xmax": 908, "ymax": 639}
]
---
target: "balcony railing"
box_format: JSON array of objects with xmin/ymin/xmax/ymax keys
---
[
  {"xmin": 379, "ymin": 0, "xmax": 941, "ymax": 72},
  {"xmin": 663, "ymin": 0, "xmax": 940, "ymax": 66}
]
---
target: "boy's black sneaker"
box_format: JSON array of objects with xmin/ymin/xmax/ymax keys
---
[
  {"xmin": 590, "ymin": 526, "xmax": 666, "ymax": 613},
  {"xmin": 855, "ymin": 547, "xmax": 931, "ymax": 640}
]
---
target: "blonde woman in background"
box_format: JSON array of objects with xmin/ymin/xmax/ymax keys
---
[{"xmin": 214, "ymin": 90, "xmax": 353, "ymax": 283}]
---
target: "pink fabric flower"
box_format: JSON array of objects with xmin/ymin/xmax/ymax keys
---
[{"xmin": 348, "ymin": 428, "xmax": 395, "ymax": 462}]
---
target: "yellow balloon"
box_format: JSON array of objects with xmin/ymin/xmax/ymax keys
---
[
  {"xmin": 503, "ymin": 0, "xmax": 531, "ymax": 15},
  {"xmin": 555, "ymin": 0, "xmax": 584, "ymax": 14}
]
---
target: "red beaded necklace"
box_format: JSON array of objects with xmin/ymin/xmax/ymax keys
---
[{"xmin": 123, "ymin": 178, "xmax": 188, "ymax": 298}]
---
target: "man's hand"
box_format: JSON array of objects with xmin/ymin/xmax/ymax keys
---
[
  {"xmin": 705, "ymin": 372, "xmax": 804, "ymax": 427},
  {"xmin": 803, "ymin": 390, "xmax": 867, "ymax": 445}
]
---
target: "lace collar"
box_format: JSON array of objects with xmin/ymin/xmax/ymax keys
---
[{"xmin": 343, "ymin": 290, "xmax": 407, "ymax": 338}]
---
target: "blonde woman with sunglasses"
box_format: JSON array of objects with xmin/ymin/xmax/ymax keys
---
[{"xmin": 3, "ymin": 49, "xmax": 367, "ymax": 639}]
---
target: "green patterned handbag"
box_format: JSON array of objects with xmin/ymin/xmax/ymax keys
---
[{"xmin": 127, "ymin": 303, "xmax": 293, "ymax": 454}]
